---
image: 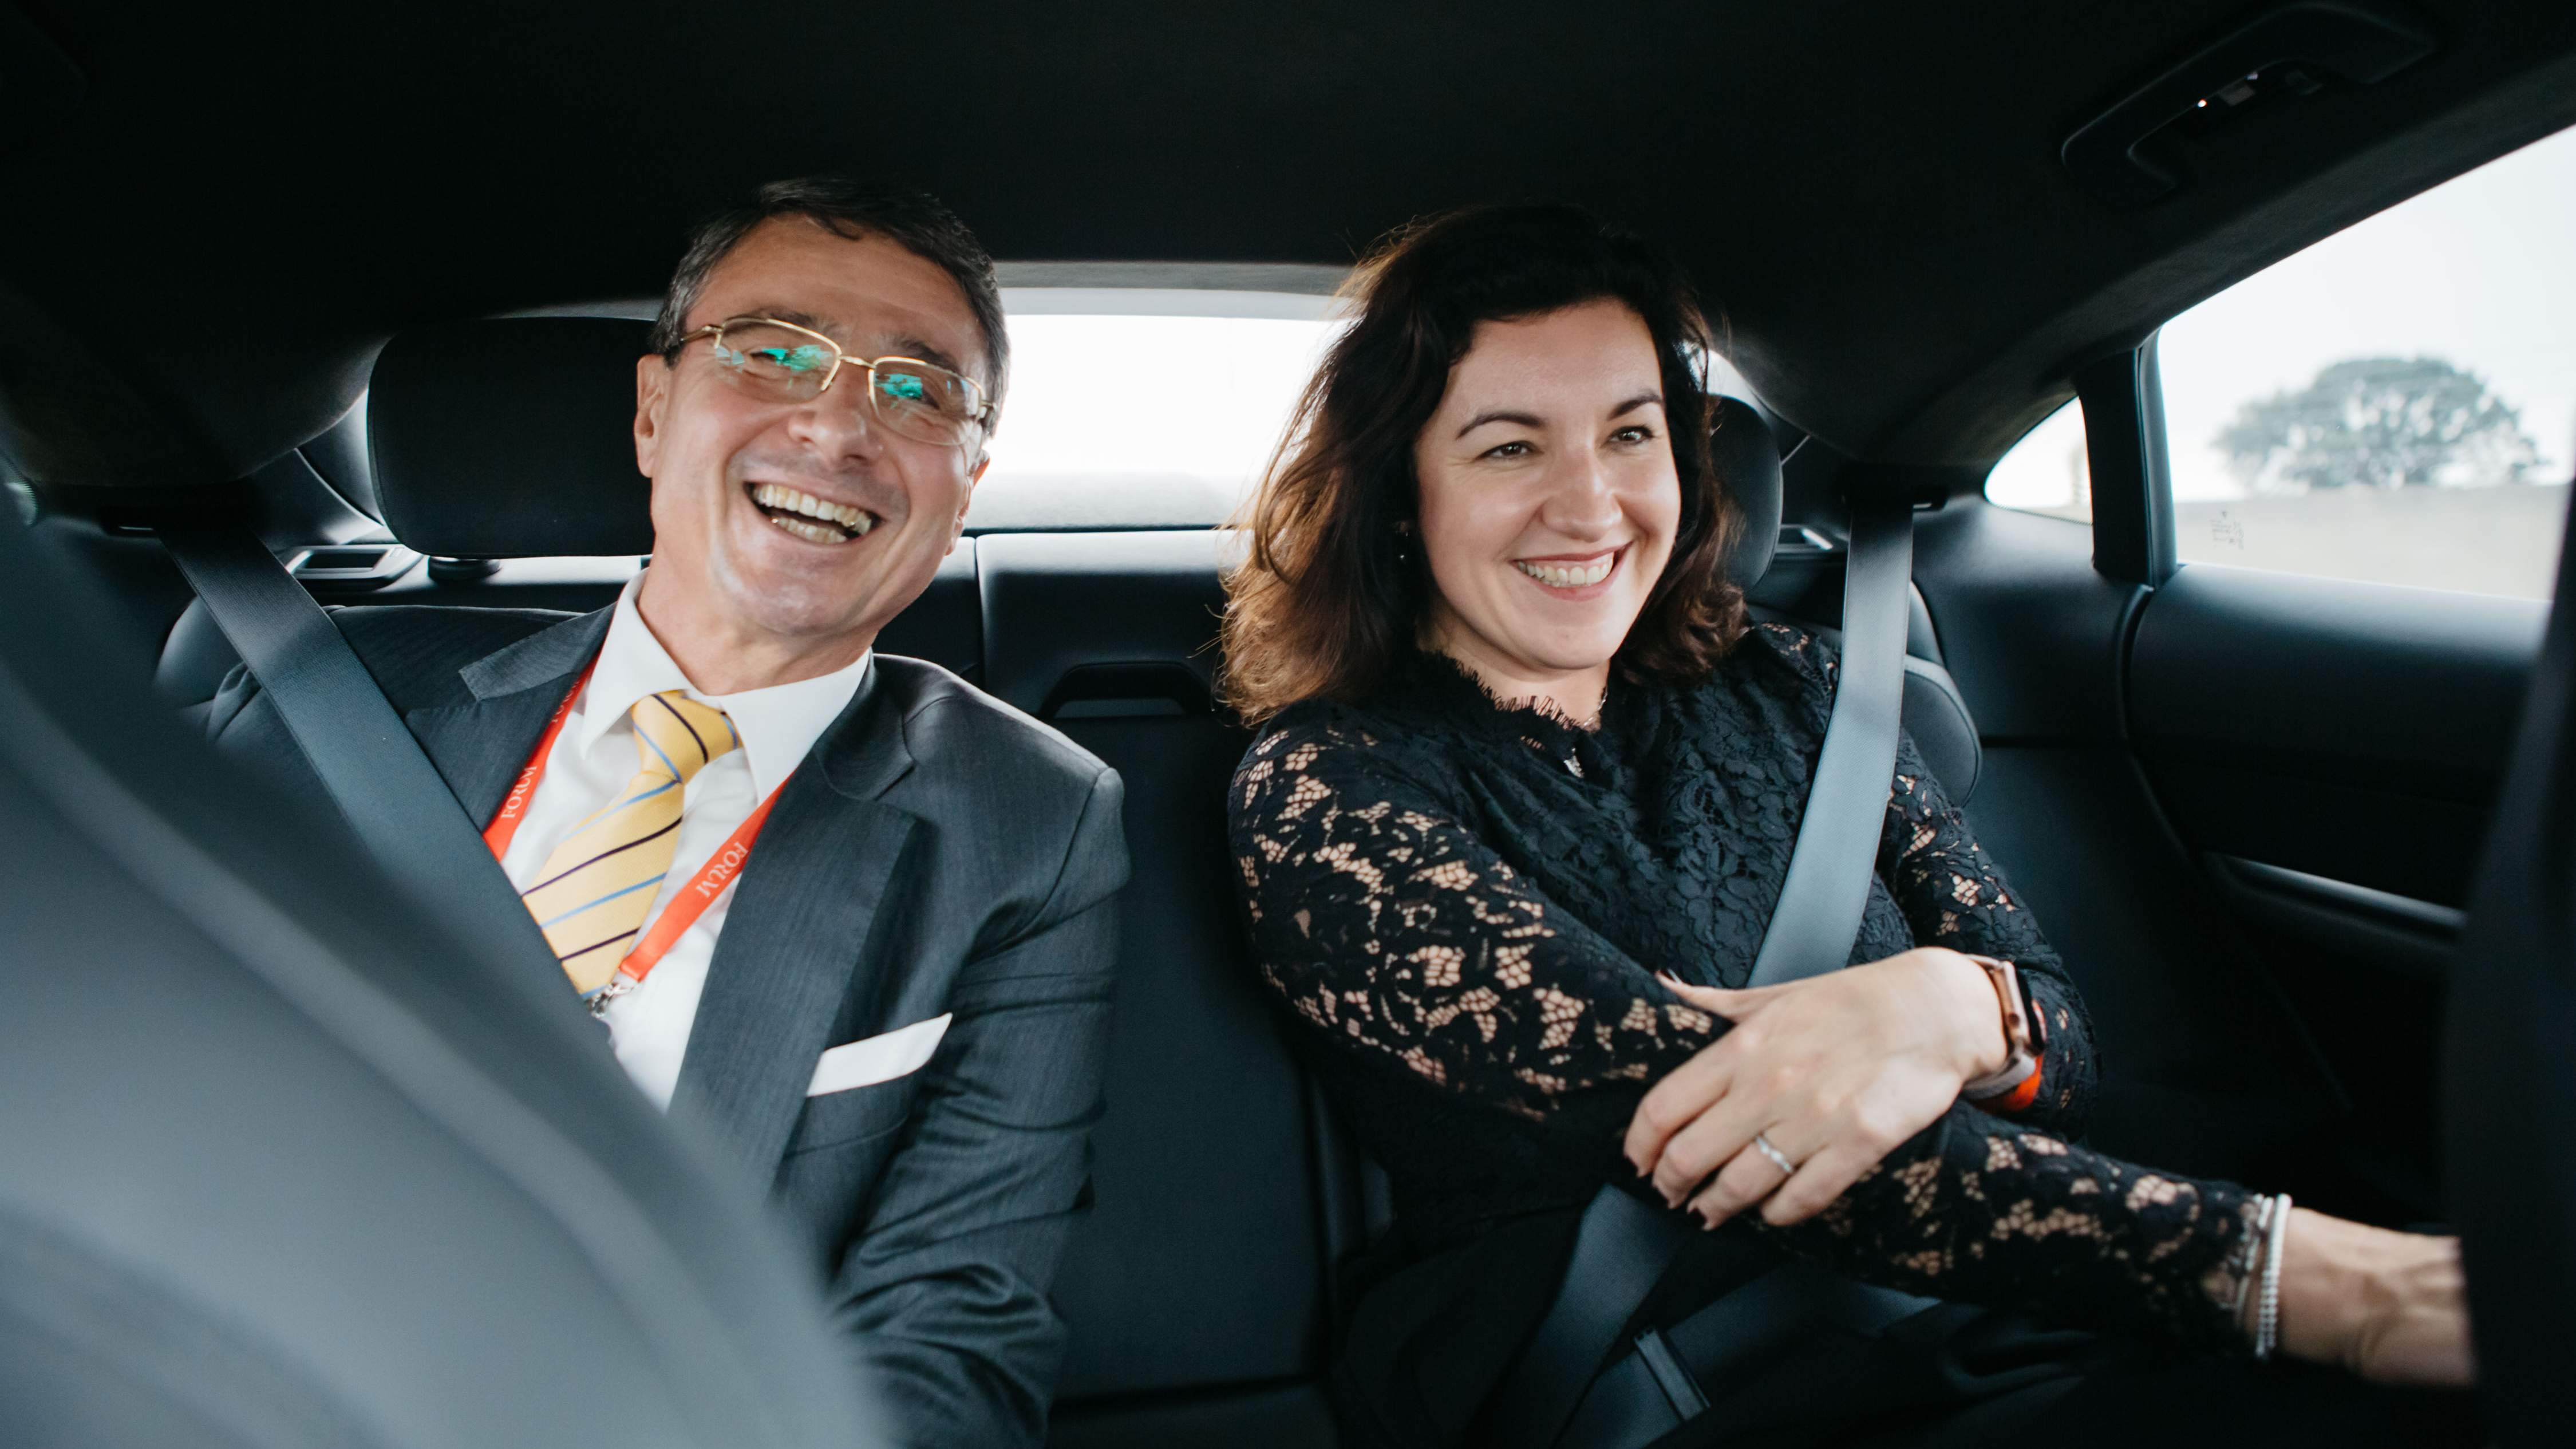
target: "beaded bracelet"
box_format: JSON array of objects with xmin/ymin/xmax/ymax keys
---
[{"xmin": 2255, "ymin": 1192, "xmax": 2293, "ymax": 1362}]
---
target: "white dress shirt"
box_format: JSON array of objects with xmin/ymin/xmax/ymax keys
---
[{"xmin": 497, "ymin": 577, "xmax": 871, "ymax": 1107}]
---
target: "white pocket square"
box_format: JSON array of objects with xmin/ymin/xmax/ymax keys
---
[{"xmin": 807, "ymin": 1013, "xmax": 953, "ymax": 1098}]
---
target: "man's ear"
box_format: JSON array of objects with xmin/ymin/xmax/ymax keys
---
[
  {"xmin": 946, "ymin": 453, "xmax": 990, "ymax": 555},
  {"xmin": 634, "ymin": 354, "xmax": 670, "ymax": 477}
]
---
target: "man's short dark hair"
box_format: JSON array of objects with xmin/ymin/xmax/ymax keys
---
[{"xmin": 649, "ymin": 177, "xmax": 1010, "ymax": 423}]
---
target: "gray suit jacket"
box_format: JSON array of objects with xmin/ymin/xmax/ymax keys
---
[{"xmin": 204, "ymin": 604, "xmax": 1128, "ymax": 1449}]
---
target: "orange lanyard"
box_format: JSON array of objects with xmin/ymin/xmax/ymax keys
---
[{"xmin": 485, "ymin": 658, "xmax": 788, "ymax": 994}]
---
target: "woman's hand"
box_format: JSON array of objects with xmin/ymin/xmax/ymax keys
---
[
  {"xmin": 1623, "ymin": 947, "xmax": 2009, "ymax": 1228},
  {"xmin": 2277, "ymin": 1210, "xmax": 2474, "ymax": 1386}
]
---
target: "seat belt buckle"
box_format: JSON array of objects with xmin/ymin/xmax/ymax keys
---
[{"xmin": 1632, "ymin": 1326, "xmax": 1710, "ymax": 1422}]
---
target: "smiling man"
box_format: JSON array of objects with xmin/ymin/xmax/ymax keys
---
[{"xmin": 207, "ymin": 179, "xmax": 1127, "ymax": 1447}]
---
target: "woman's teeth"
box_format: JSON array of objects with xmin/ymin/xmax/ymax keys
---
[
  {"xmin": 751, "ymin": 483, "xmax": 876, "ymax": 544},
  {"xmin": 1515, "ymin": 557, "xmax": 1614, "ymax": 589}
]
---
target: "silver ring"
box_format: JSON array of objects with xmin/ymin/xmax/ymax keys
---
[{"xmin": 1749, "ymin": 1132, "xmax": 1797, "ymax": 1176}]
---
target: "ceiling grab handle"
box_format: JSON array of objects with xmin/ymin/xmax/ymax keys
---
[{"xmin": 2061, "ymin": 0, "xmax": 2439, "ymax": 210}]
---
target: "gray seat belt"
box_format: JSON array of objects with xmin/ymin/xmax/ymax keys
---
[
  {"xmin": 159, "ymin": 524, "xmax": 571, "ymax": 1002},
  {"xmin": 1484, "ymin": 493, "xmax": 1919, "ymax": 1449},
  {"xmin": 1746, "ymin": 493, "xmax": 1917, "ymax": 985}
]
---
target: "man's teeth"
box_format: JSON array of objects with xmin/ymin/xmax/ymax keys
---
[
  {"xmin": 751, "ymin": 483, "xmax": 876, "ymax": 542},
  {"xmin": 771, "ymin": 515, "xmax": 847, "ymax": 545},
  {"xmin": 1516, "ymin": 557, "xmax": 1614, "ymax": 588}
]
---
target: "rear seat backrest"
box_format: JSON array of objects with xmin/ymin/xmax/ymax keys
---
[
  {"xmin": 979, "ymin": 531, "xmax": 1346, "ymax": 1448},
  {"xmin": 161, "ymin": 316, "xmax": 1978, "ymax": 1449}
]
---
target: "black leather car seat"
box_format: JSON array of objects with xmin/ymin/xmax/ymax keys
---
[{"xmin": 978, "ymin": 529, "xmax": 1356, "ymax": 1446}]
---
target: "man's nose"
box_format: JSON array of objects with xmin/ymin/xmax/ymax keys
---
[{"xmin": 784, "ymin": 380, "xmax": 886, "ymax": 463}]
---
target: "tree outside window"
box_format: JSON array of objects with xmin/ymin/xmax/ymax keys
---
[{"xmin": 2215, "ymin": 356, "xmax": 2543, "ymax": 494}]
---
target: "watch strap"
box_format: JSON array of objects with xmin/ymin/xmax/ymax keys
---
[{"xmin": 1961, "ymin": 954, "xmax": 2043, "ymax": 1107}]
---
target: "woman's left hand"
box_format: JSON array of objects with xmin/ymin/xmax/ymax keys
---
[{"xmin": 1623, "ymin": 947, "xmax": 2008, "ymax": 1229}]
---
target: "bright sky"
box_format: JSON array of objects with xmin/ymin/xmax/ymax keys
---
[
  {"xmin": 981, "ymin": 311, "xmax": 1340, "ymax": 491},
  {"xmin": 2159, "ymin": 121, "xmax": 2576, "ymax": 500}
]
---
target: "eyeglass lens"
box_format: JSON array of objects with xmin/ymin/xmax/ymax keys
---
[{"xmin": 708, "ymin": 321, "xmax": 979, "ymax": 445}]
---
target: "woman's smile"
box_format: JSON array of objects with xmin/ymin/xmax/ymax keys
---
[{"xmin": 1511, "ymin": 544, "xmax": 1625, "ymax": 596}]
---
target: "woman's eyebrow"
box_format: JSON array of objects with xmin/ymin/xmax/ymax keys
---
[
  {"xmin": 1456, "ymin": 408, "xmax": 1543, "ymax": 439},
  {"xmin": 1607, "ymin": 390, "xmax": 1665, "ymax": 418}
]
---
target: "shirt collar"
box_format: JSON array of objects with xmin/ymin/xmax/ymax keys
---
[{"xmin": 569, "ymin": 577, "xmax": 873, "ymax": 798}]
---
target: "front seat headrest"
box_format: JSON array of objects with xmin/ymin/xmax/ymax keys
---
[
  {"xmin": 371, "ymin": 318, "xmax": 658, "ymax": 558},
  {"xmin": 1710, "ymin": 395, "xmax": 1783, "ymax": 591}
]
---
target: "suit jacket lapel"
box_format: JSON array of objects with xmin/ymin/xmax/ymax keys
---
[
  {"xmin": 667, "ymin": 663, "xmax": 919, "ymax": 1176},
  {"xmin": 406, "ymin": 607, "xmax": 613, "ymax": 827}
]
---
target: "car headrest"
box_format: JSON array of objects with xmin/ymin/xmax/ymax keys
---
[
  {"xmin": 1711, "ymin": 395, "xmax": 1783, "ymax": 590},
  {"xmin": 371, "ymin": 318, "xmax": 658, "ymax": 558},
  {"xmin": 365, "ymin": 318, "xmax": 1789, "ymax": 579}
]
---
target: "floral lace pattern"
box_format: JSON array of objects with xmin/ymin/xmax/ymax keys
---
[{"xmin": 1230, "ymin": 631, "xmax": 2258, "ymax": 1349}]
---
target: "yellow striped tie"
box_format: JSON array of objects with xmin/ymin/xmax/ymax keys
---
[{"xmin": 521, "ymin": 690, "xmax": 741, "ymax": 998}]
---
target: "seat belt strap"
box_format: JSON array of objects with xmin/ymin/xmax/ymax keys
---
[
  {"xmin": 160, "ymin": 524, "xmax": 568, "ymax": 994},
  {"xmin": 1480, "ymin": 1186, "xmax": 1690, "ymax": 1449},
  {"xmin": 1746, "ymin": 495, "xmax": 1917, "ymax": 986},
  {"xmin": 1489, "ymin": 495, "xmax": 1919, "ymax": 1448}
]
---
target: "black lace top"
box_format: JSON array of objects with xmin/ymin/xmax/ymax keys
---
[{"xmin": 1229, "ymin": 626, "xmax": 2261, "ymax": 1351}]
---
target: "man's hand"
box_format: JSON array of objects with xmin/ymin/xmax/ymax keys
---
[{"xmin": 1622, "ymin": 947, "xmax": 2008, "ymax": 1229}]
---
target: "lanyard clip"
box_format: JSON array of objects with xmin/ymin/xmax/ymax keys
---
[{"xmin": 586, "ymin": 974, "xmax": 638, "ymax": 1019}]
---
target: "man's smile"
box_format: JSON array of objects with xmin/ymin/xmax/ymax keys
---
[{"xmin": 747, "ymin": 480, "xmax": 881, "ymax": 544}]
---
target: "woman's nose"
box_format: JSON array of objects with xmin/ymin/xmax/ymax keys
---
[{"xmin": 1539, "ymin": 453, "xmax": 1623, "ymax": 536}]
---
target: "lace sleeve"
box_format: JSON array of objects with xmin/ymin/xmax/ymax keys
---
[
  {"xmin": 1880, "ymin": 731, "xmax": 2099, "ymax": 1135},
  {"xmin": 1230, "ymin": 716, "xmax": 1720, "ymax": 1146},
  {"xmin": 1233, "ymin": 713, "xmax": 2262, "ymax": 1351}
]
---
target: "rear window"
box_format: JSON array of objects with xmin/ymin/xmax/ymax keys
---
[{"xmin": 970, "ymin": 290, "xmax": 1343, "ymax": 531}]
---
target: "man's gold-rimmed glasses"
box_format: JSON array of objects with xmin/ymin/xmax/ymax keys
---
[{"xmin": 678, "ymin": 315, "xmax": 991, "ymax": 448}]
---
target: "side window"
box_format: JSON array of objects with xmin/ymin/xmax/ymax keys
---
[
  {"xmin": 2156, "ymin": 124, "xmax": 2575, "ymax": 599},
  {"xmin": 1983, "ymin": 400, "xmax": 2090, "ymax": 524}
]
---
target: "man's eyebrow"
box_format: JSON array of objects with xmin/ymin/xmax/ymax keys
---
[
  {"xmin": 724, "ymin": 306, "xmax": 832, "ymax": 333},
  {"xmin": 1456, "ymin": 408, "xmax": 1544, "ymax": 439},
  {"xmin": 882, "ymin": 337, "xmax": 967, "ymax": 377}
]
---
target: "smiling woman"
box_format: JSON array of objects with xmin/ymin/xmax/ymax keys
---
[
  {"xmin": 1219, "ymin": 202, "xmax": 2476, "ymax": 1449},
  {"xmin": 1409, "ymin": 300, "xmax": 1685, "ymax": 724},
  {"xmin": 1223, "ymin": 203, "xmax": 1742, "ymax": 721}
]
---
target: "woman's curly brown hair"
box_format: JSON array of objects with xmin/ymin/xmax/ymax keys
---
[{"xmin": 1222, "ymin": 202, "xmax": 1749, "ymax": 724}]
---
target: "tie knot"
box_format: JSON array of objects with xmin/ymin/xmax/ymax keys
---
[{"xmin": 630, "ymin": 690, "xmax": 741, "ymax": 785}]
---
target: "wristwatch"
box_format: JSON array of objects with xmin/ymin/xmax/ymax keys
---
[{"xmin": 1959, "ymin": 954, "xmax": 2047, "ymax": 1108}]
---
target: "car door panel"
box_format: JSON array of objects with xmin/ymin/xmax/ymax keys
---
[
  {"xmin": 1805, "ymin": 493, "xmax": 2341, "ymax": 1192},
  {"xmin": 2120, "ymin": 562, "xmax": 2543, "ymax": 1216},
  {"xmin": 2129, "ymin": 563, "xmax": 2542, "ymax": 910}
]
